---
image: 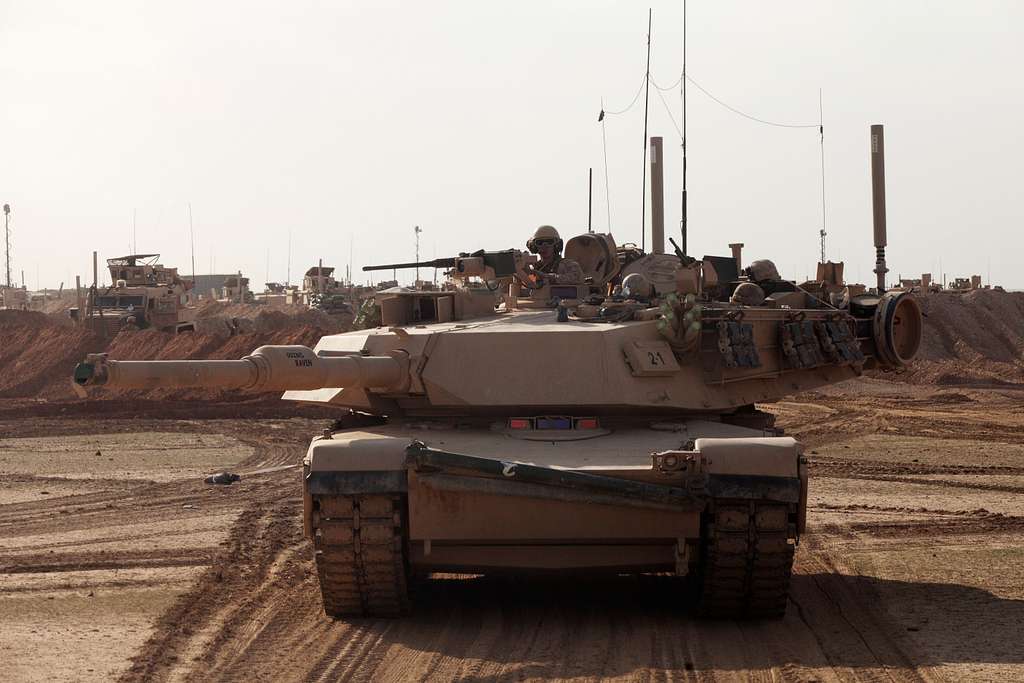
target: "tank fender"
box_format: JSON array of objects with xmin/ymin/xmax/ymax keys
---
[
  {"xmin": 694, "ymin": 437, "xmax": 803, "ymax": 505},
  {"xmin": 303, "ymin": 434, "xmax": 409, "ymax": 539}
]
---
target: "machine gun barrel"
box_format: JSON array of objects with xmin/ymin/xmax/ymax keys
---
[
  {"xmin": 363, "ymin": 258, "xmax": 457, "ymax": 272},
  {"xmin": 363, "ymin": 250, "xmax": 520, "ymax": 278},
  {"xmin": 73, "ymin": 345, "xmax": 408, "ymax": 393},
  {"xmin": 668, "ymin": 237, "xmax": 686, "ymax": 259}
]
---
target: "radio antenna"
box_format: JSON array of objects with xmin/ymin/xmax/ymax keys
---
[
  {"xmin": 640, "ymin": 8, "xmax": 652, "ymax": 252},
  {"xmin": 818, "ymin": 89, "xmax": 827, "ymax": 263},
  {"xmin": 680, "ymin": 0, "xmax": 688, "ymax": 255}
]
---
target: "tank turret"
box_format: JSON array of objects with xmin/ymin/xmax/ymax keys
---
[{"xmin": 76, "ymin": 284, "xmax": 920, "ymax": 416}]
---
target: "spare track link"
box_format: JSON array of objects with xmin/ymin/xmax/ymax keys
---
[
  {"xmin": 697, "ymin": 500, "xmax": 795, "ymax": 619},
  {"xmin": 312, "ymin": 493, "xmax": 410, "ymax": 617}
]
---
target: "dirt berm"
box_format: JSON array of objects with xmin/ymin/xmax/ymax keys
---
[
  {"xmin": 2, "ymin": 289, "xmax": 1022, "ymax": 402},
  {"xmin": 895, "ymin": 289, "xmax": 1024, "ymax": 386},
  {"xmin": 0, "ymin": 309, "xmax": 345, "ymax": 402}
]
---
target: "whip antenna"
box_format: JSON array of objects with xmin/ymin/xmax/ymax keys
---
[
  {"xmin": 680, "ymin": 0, "xmax": 688, "ymax": 255},
  {"xmin": 640, "ymin": 8, "xmax": 652, "ymax": 252}
]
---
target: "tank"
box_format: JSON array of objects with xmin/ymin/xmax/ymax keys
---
[
  {"xmin": 73, "ymin": 254, "xmax": 197, "ymax": 335},
  {"xmin": 72, "ymin": 234, "xmax": 923, "ymax": 620}
]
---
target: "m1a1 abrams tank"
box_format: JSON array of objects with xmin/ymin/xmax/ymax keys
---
[{"xmin": 72, "ymin": 224, "xmax": 923, "ymax": 620}]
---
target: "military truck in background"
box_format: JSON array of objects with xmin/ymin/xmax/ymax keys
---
[
  {"xmin": 220, "ymin": 274, "xmax": 255, "ymax": 304},
  {"xmin": 0, "ymin": 286, "xmax": 29, "ymax": 310},
  {"xmin": 300, "ymin": 265, "xmax": 356, "ymax": 314},
  {"xmin": 71, "ymin": 254, "xmax": 197, "ymax": 336}
]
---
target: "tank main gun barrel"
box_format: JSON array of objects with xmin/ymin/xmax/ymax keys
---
[
  {"xmin": 363, "ymin": 257, "xmax": 457, "ymax": 272},
  {"xmin": 73, "ymin": 345, "xmax": 408, "ymax": 393}
]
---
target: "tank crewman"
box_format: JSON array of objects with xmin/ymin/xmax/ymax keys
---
[{"xmin": 523, "ymin": 225, "xmax": 584, "ymax": 286}]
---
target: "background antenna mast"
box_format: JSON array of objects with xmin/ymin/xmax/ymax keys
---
[
  {"xmin": 587, "ymin": 168, "xmax": 593, "ymax": 232},
  {"xmin": 188, "ymin": 203, "xmax": 196, "ymax": 281},
  {"xmin": 819, "ymin": 88, "xmax": 827, "ymax": 263},
  {"xmin": 3, "ymin": 203, "xmax": 11, "ymax": 289},
  {"xmin": 414, "ymin": 226, "xmax": 422, "ymax": 284}
]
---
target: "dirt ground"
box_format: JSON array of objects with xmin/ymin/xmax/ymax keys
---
[{"xmin": 1, "ymin": 379, "xmax": 1022, "ymax": 682}]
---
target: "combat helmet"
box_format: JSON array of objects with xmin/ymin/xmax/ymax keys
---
[{"xmin": 527, "ymin": 225, "xmax": 564, "ymax": 253}]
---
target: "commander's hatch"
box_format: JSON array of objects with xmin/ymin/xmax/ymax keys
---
[{"xmin": 564, "ymin": 233, "xmax": 619, "ymax": 287}]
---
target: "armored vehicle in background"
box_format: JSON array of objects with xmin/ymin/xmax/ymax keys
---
[
  {"xmin": 74, "ymin": 228, "xmax": 922, "ymax": 620},
  {"xmin": 296, "ymin": 264, "xmax": 355, "ymax": 314},
  {"xmin": 72, "ymin": 254, "xmax": 196, "ymax": 336},
  {"xmin": 0, "ymin": 285, "xmax": 29, "ymax": 310},
  {"xmin": 220, "ymin": 274, "xmax": 254, "ymax": 304},
  {"xmin": 312, "ymin": 292, "xmax": 354, "ymax": 314}
]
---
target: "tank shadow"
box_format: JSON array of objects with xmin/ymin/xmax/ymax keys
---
[{"xmin": 373, "ymin": 572, "xmax": 1024, "ymax": 678}]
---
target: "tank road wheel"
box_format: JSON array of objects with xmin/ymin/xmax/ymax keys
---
[
  {"xmin": 695, "ymin": 501, "xmax": 796, "ymax": 619},
  {"xmin": 312, "ymin": 494, "xmax": 410, "ymax": 617}
]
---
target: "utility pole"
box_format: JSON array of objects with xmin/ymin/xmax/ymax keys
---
[
  {"xmin": 3, "ymin": 203, "xmax": 11, "ymax": 289},
  {"xmin": 414, "ymin": 225, "xmax": 422, "ymax": 285}
]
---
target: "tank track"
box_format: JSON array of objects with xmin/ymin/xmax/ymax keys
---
[
  {"xmin": 696, "ymin": 501, "xmax": 796, "ymax": 619},
  {"xmin": 312, "ymin": 493, "xmax": 410, "ymax": 617}
]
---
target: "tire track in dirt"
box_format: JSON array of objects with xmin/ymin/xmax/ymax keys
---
[
  {"xmin": 1, "ymin": 550, "xmax": 214, "ymax": 574},
  {"xmin": 123, "ymin": 535, "xmax": 936, "ymax": 683},
  {"xmin": 810, "ymin": 459, "xmax": 1024, "ymax": 477},
  {"xmin": 811, "ymin": 504, "xmax": 1024, "ymax": 535},
  {"xmin": 791, "ymin": 549, "xmax": 933, "ymax": 683},
  {"xmin": 815, "ymin": 472, "xmax": 1024, "ymax": 495},
  {"xmin": 6, "ymin": 386, "xmax": 1024, "ymax": 682}
]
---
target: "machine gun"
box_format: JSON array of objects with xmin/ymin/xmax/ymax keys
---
[{"xmin": 363, "ymin": 249, "xmax": 532, "ymax": 283}]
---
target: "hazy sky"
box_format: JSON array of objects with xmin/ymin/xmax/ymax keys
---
[{"xmin": 2, "ymin": 1, "xmax": 1022, "ymax": 290}]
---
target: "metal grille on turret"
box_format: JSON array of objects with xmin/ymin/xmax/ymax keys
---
[
  {"xmin": 780, "ymin": 319, "xmax": 864, "ymax": 370},
  {"xmin": 717, "ymin": 321, "xmax": 761, "ymax": 369}
]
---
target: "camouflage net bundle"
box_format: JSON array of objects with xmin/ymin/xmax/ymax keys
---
[
  {"xmin": 656, "ymin": 293, "xmax": 703, "ymax": 354},
  {"xmin": 353, "ymin": 299, "xmax": 381, "ymax": 330}
]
